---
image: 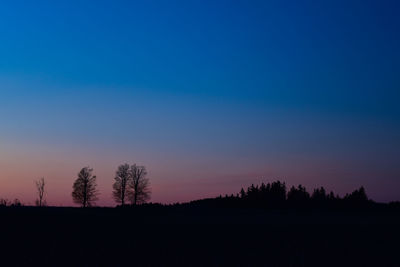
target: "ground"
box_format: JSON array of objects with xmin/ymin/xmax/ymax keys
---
[{"xmin": 0, "ymin": 206, "xmax": 399, "ymax": 266}]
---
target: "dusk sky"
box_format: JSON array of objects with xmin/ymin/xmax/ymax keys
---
[{"xmin": 0, "ymin": 0, "xmax": 399, "ymax": 206}]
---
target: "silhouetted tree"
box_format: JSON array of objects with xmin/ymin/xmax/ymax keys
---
[
  {"xmin": 240, "ymin": 188, "xmax": 246, "ymax": 198},
  {"xmin": 327, "ymin": 191, "xmax": 336, "ymax": 200},
  {"xmin": 311, "ymin": 187, "xmax": 327, "ymax": 202},
  {"xmin": 269, "ymin": 181, "xmax": 286, "ymax": 207},
  {"xmin": 113, "ymin": 163, "xmax": 130, "ymax": 205},
  {"xmin": 287, "ymin": 185, "xmax": 310, "ymax": 206},
  {"xmin": 35, "ymin": 177, "xmax": 46, "ymax": 207},
  {"xmin": 72, "ymin": 167, "xmax": 99, "ymax": 207},
  {"xmin": 259, "ymin": 183, "xmax": 267, "ymax": 194},
  {"xmin": 344, "ymin": 186, "xmax": 369, "ymax": 206},
  {"xmin": 246, "ymin": 184, "xmax": 258, "ymax": 201},
  {"xmin": 128, "ymin": 164, "xmax": 151, "ymax": 205}
]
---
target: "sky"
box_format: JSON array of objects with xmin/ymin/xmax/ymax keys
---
[{"xmin": 0, "ymin": 0, "xmax": 399, "ymax": 206}]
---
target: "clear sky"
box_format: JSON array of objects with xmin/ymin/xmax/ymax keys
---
[{"xmin": 0, "ymin": 0, "xmax": 399, "ymax": 206}]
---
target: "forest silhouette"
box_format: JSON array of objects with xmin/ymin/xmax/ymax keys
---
[{"xmin": 185, "ymin": 181, "xmax": 379, "ymax": 211}]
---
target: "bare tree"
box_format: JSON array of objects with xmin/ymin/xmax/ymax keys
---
[
  {"xmin": 35, "ymin": 177, "xmax": 46, "ymax": 207},
  {"xmin": 128, "ymin": 164, "xmax": 151, "ymax": 205},
  {"xmin": 112, "ymin": 163, "xmax": 130, "ymax": 205},
  {"xmin": 72, "ymin": 167, "xmax": 99, "ymax": 207}
]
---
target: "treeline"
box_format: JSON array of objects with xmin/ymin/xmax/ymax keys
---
[
  {"xmin": 0, "ymin": 163, "xmax": 151, "ymax": 208},
  {"xmin": 1, "ymin": 175, "xmax": 399, "ymax": 210},
  {"xmin": 188, "ymin": 181, "xmax": 376, "ymax": 210}
]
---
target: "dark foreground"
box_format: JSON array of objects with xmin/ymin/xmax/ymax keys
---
[{"xmin": 0, "ymin": 206, "xmax": 399, "ymax": 267}]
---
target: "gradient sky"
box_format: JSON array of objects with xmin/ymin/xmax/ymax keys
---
[{"xmin": 0, "ymin": 0, "xmax": 399, "ymax": 206}]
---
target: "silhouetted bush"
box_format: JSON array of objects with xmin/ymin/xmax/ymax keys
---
[
  {"xmin": 11, "ymin": 199, "xmax": 22, "ymax": 207},
  {"xmin": 0, "ymin": 198, "xmax": 10, "ymax": 207}
]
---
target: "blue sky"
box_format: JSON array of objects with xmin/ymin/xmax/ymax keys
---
[{"xmin": 0, "ymin": 0, "xmax": 399, "ymax": 205}]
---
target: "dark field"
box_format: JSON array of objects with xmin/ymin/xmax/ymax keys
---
[{"xmin": 0, "ymin": 206, "xmax": 399, "ymax": 267}]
